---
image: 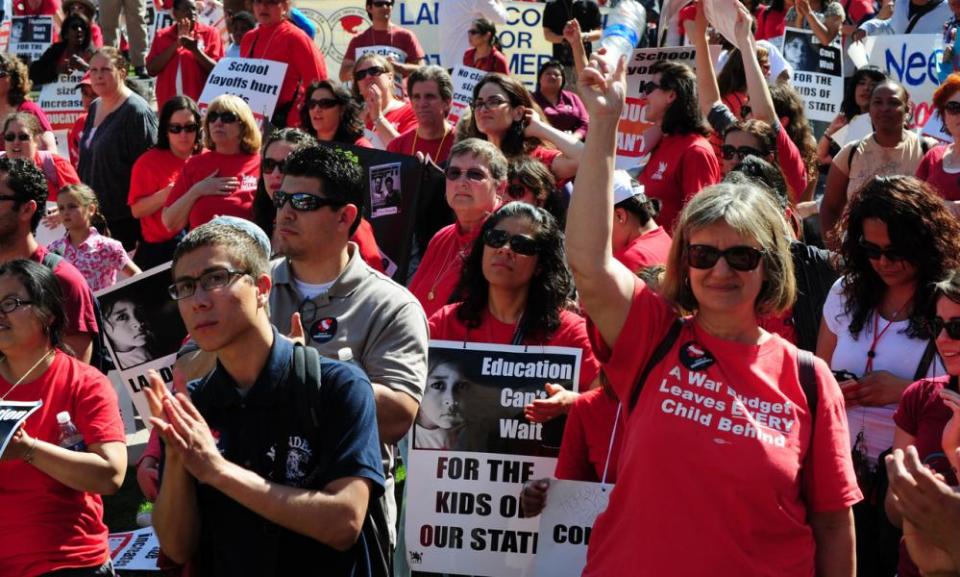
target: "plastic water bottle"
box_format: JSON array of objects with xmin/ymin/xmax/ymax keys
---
[
  {"xmin": 599, "ymin": 0, "xmax": 647, "ymax": 63},
  {"xmin": 56, "ymin": 411, "xmax": 85, "ymax": 451}
]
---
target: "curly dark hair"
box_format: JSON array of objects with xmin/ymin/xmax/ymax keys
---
[
  {"xmin": 770, "ymin": 82, "xmax": 818, "ymax": 185},
  {"xmin": 300, "ymin": 79, "xmax": 365, "ymax": 144},
  {"xmin": 453, "ymin": 202, "xmax": 572, "ymax": 341},
  {"xmin": 649, "ymin": 61, "xmax": 710, "ymax": 137},
  {"xmin": 283, "ymin": 144, "xmax": 364, "ymax": 235},
  {"xmin": 462, "ymin": 73, "xmax": 550, "ymax": 157},
  {"xmin": 837, "ymin": 175, "xmax": 960, "ymax": 339},
  {"xmin": 0, "ymin": 53, "xmax": 32, "ymax": 106},
  {"xmin": 0, "ymin": 156, "xmax": 47, "ymax": 232}
]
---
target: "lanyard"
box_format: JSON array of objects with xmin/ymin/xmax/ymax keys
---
[{"xmin": 864, "ymin": 309, "xmax": 899, "ymax": 374}]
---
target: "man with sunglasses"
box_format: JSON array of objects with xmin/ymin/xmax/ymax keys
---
[
  {"xmin": 338, "ymin": 0, "xmax": 425, "ymax": 82},
  {"xmin": 386, "ymin": 66, "xmax": 455, "ymax": 163},
  {"xmin": 268, "ymin": 145, "xmax": 429, "ymax": 553},
  {"xmin": 146, "ymin": 0, "xmax": 223, "ymax": 109}
]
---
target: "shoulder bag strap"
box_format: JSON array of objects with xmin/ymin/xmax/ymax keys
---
[
  {"xmin": 913, "ymin": 339, "xmax": 939, "ymax": 381},
  {"xmin": 628, "ymin": 317, "xmax": 684, "ymax": 411}
]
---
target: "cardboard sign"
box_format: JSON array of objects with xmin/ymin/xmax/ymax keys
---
[
  {"xmin": 449, "ymin": 65, "xmax": 487, "ymax": 125},
  {"xmin": 0, "ymin": 400, "xmax": 42, "ymax": 458},
  {"xmin": 533, "ymin": 480, "xmax": 612, "ymax": 577},
  {"xmin": 782, "ymin": 27, "xmax": 844, "ymax": 122},
  {"xmin": 108, "ymin": 527, "xmax": 161, "ymax": 571},
  {"xmin": 10, "ymin": 15, "xmax": 53, "ymax": 64},
  {"xmin": 198, "ymin": 57, "xmax": 288, "ymax": 122}
]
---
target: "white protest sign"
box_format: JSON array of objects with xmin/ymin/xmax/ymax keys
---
[
  {"xmin": 108, "ymin": 527, "xmax": 161, "ymax": 571},
  {"xmin": 37, "ymin": 72, "xmax": 86, "ymax": 159},
  {"xmin": 0, "ymin": 401, "xmax": 42, "ymax": 458},
  {"xmin": 356, "ymin": 43, "xmax": 408, "ymax": 63},
  {"xmin": 860, "ymin": 34, "xmax": 944, "ymax": 129},
  {"xmin": 36, "ymin": 202, "xmax": 65, "ymax": 248},
  {"xmin": 782, "ymin": 27, "xmax": 844, "ymax": 122},
  {"xmin": 449, "ymin": 65, "xmax": 487, "ymax": 126},
  {"xmin": 198, "ymin": 57, "xmax": 288, "ymax": 122},
  {"xmin": 533, "ymin": 480, "xmax": 611, "ymax": 577},
  {"xmin": 703, "ymin": 0, "xmax": 740, "ymax": 46},
  {"xmin": 10, "ymin": 16, "xmax": 53, "ymax": 64},
  {"xmin": 405, "ymin": 341, "xmax": 582, "ymax": 577},
  {"xmin": 829, "ymin": 112, "xmax": 873, "ymax": 148}
]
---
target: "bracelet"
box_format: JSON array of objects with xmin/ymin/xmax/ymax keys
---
[{"xmin": 23, "ymin": 436, "xmax": 37, "ymax": 464}]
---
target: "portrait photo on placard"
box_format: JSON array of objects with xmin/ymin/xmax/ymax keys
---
[{"xmin": 369, "ymin": 162, "xmax": 402, "ymax": 219}]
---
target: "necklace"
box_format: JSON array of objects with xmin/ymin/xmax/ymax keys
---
[
  {"xmin": 427, "ymin": 233, "xmax": 468, "ymax": 301},
  {"xmin": 1, "ymin": 349, "xmax": 55, "ymax": 401},
  {"xmin": 412, "ymin": 124, "xmax": 450, "ymax": 158}
]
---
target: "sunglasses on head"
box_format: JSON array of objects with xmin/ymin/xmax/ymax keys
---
[
  {"xmin": 858, "ymin": 238, "xmax": 908, "ymax": 262},
  {"xmin": 445, "ymin": 166, "xmax": 489, "ymax": 182},
  {"xmin": 721, "ymin": 145, "xmax": 765, "ymax": 161},
  {"xmin": 273, "ymin": 190, "xmax": 345, "ymax": 211},
  {"xmin": 930, "ymin": 316, "xmax": 960, "ymax": 339},
  {"xmin": 168, "ymin": 122, "xmax": 199, "ymax": 134},
  {"xmin": 687, "ymin": 244, "xmax": 765, "ymax": 271},
  {"xmin": 4, "ymin": 132, "xmax": 31, "ymax": 142},
  {"xmin": 206, "ymin": 110, "xmax": 238, "ymax": 124},
  {"xmin": 308, "ymin": 97, "xmax": 340, "ymax": 110},
  {"xmin": 262, "ymin": 157, "xmax": 284, "ymax": 174},
  {"xmin": 355, "ymin": 66, "xmax": 386, "ymax": 81},
  {"xmin": 945, "ymin": 101, "xmax": 960, "ymax": 115},
  {"xmin": 483, "ymin": 228, "xmax": 540, "ymax": 256}
]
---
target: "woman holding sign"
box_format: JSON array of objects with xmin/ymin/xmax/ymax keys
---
[
  {"xmin": 0, "ymin": 259, "xmax": 126, "ymax": 577},
  {"xmin": 567, "ymin": 29, "xmax": 860, "ymax": 577}
]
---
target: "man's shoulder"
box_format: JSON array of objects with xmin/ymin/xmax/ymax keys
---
[{"xmin": 348, "ymin": 257, "xmax": 422, "ymax": 310}]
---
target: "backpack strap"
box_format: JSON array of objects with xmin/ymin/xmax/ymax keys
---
[
  {"xmin": 797, "ymin": 350, "xmax": 818, "ymax": 499},
  {"xmin": 628, "ymin": 317, "xmax": 683, "ymax": 411}
]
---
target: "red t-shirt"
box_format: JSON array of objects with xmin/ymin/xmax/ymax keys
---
[
  {"xmin": 165, "ymin": 150, "xmax": 260, "ymax": 230},
  {"xmin": 640, "ymin": 132, "xmax": 721, "ymax": 232},
  {"xmin": 408, "ymin": 222, "xmax": 482, "ymax": 319},
  {"xmin": 775, "ymin": 122, "xmax": 809, "ymax": 204},
  {"xmin": 530, "ymin": 145, "xmax": 563, "ymax": 179},
  {"xmin": 239, "ymin": 20, "xmax": 327, "ymax": 127},
  {"xmin": 345, "ymin": 25, "xmax": 425, "ymax": 63},
  {"xmin": 916, "ymin": 145, "xmax": 960, "ymax": 201},
  {"xmin": 35, "ymin": 151, "xmax": 80, "ymax": 202},
  {"xmin": 129, "ymin": 148, "xmax": 190, "ymax": 242},
  {"xmin": 463, "ymin": 47, "xmax": 510, "ymax": 74},
  {"xmin": 353, "ymin": 217, "xmax": 386, "ymax": 273},
  {"xmin": 613, "ymin": 225, "xmax": 672, "ymax": 273},
  {"xmin": 755, "ymin": 4, "xmax": 787, "ymax": 40},
  {"xmin": 582, "ymin": 278, "xmax": 862, "ymax": 576},
  {"xmin": 555, "ymin": 387, "xmax": 622, "ymax": 483},
  {"xmin": 31, "ymin": 245, "xmax": 98, "ymax": 335},
  {"xmin": 364, "ymin": 101, "xmax": 418, "ymax": 147},
  {"xmin": 386, "ymin": 125, "xmax": 454, "ymax": 164},
  {"xmin": 68, "ymin": 112, "xmax": 86, "ymax": 168},
  {"xmin": 12, "ymin": 0, "xmax": 59, "ymax": 15},
  {"xmin": 147, "ymin": 22, "xmax": 224, "ymax": 109},
  {"xmin": 429, "ymin": 305, "xmax": 601, "ymax": 389},
  {"xmin": 0, "ymin": 351, "xmax": 124, "ymax": 577}
]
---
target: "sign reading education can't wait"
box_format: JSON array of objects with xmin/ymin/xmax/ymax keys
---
[
  {"xmin": 405, "ymin": 341, "xmax": 581, "ymax": 577},
  {"xmin": 198, "ymin": 57, "xmax": 288, "ymax": 122}
]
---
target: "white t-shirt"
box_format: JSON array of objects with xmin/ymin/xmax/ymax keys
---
[
  {"xmin": 822, "ymin": 278, "xmax": 939, "ymax": 461},
  {"xmin": 292, "ymin": 277, "xmax": 335, "ymax": 301}
]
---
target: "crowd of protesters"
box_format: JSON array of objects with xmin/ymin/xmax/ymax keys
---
[{"xmin": 4, "ymin": 0, "xmax": 960, "ymax": 575}]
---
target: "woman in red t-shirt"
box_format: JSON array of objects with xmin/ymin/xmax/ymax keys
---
[
  {"xmin": 917, "ymin": 73, "xmax": 960, "ymax": 209},
  {"xmin": 462, "ymin": 17, "xmax": 509, "ymax": 74},
  {"xmin": 3, "ymin": 112, "xmax": 79, "ymax": 202},
  {"xmin": 300, "ymin": 79, "xmax": 373, "ymax": 148},
  {"xmin": 129, "ymin": 96, "xmax": 202, "ymax": 269},
  {"xmin": 162, "ymin": 94, "xmax": 261, "ymax": 232},
  {"xmin": 0, "ymin": 259, "xmax": 126, "ymax": 577},
  {"xmin": 352, "ymin": 53, "xmax": 417, "ymax": 150}
]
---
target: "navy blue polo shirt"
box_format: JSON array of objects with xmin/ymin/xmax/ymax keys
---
[{"xmin": 188, "ymin": 329, "xmax": 385, "ymax": 577}]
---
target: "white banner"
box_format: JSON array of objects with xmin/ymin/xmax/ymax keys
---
[
  {"xmin": 198, "ymin": 57, "xmax": 288, "ymax": 122},
  {"xmin": 858, "ymin": 33, "xmax": 944, "ymax": 129},
  {"xmin": 533, "ymin": 479, "xmax": 611, "ymax": 577},
  {"xmin": 108, "ymin": 527, "xmax": 161, "ymax": 571},
  {"xmin": 783, "ymin": 27, "xmax": 844, "ymax": 122},
  {"xmin": 449, "ymin": 65, "xmax": 487, "ymax": 126},
  {"xmin": 10, "ymin": 16, "xmax": 53, "ymax": 64}
]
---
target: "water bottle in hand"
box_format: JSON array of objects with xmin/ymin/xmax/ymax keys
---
[
  {"xmin": 599, "ymin": 0, "xmax": 647, "ymax": 63},
  {"xmin": 57, "ymin": 411, "xmax": 86, "ymax": 452}
]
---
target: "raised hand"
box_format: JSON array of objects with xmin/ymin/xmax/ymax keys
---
[{"xmin": 577, "ymin": 53, "xmax": 627, "ymax": 120}]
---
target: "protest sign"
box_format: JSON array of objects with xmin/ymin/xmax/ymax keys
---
[
  {"xmin": 858, "ymin": 34, "xmax": 944, "ymax": 129},
  {"xmin": 146, "ymin": 2, "xmax": 175, "ymax": 47},
  {"xmin": 36, "ymin": 202, "xmax": 66, "ymax": 248},
  {"xmin": 37, "ymin": 72, "xmax": 86, "ymax": 159},
  {"xmin": 10, "ymin": 16, "xmax": 53, "ymax": 64},
  {"xmin": 109, "ymin": 527, "xmax": 161, "ymax": 571},
  {"xmin": 198, "ymin": 57, "xmax": 288, "ymax": 122},
  {"xmin": 703, "ymin": 0, "xmax": 740, "ymax": 46},
  {"xmin": 405, "ymin": 341, "xmax": 582, "ymax": 576},
  {"xmin": 94, "ymin": 263, "xmax": 188, "ymax": 427},
  {"xmin": 449, "ymin": 65, "xmax": 487, "ymax": 125},
  {"xmin": 782, "ymin": 27, "xmax": 843, "ymax": 122},
  {"xmin": 534, "ymin": 479, "xmax": 611, "ymax": 577},
  {"xmin": 0, "ymin": 401, "xmax": 42, "ymax": 458}
]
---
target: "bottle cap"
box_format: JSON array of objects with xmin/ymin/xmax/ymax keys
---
[{"xmin": 56, "ymin": 411, "xmax": 71, "ymax": 424}]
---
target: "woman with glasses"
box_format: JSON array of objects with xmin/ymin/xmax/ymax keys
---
[
  {"xmin": 3, "ymin": 112, "xmax": 79, "ymax": 202},
  {"xmin": 162, "ymin": 95, "xmax": 261, "ymax": 232},
  {"xmin": 463, "ymin": 17, "xmax": 509, "ymax": 74},
  {"xmin": 816, "ymin": 175, "xmax": 960, "ymax": 576},
  {"xmin": 532, "ymin": 60, "xmax": 589, "ymax": 142},
  {"xmin": 0, "ymin": 53, "xmax": 57, "ymax": 151},
  {"xmin": 352, "ymin": 53, "xmax": 417, "ymax": 149},
  {"xmin": 29, "ymin": 13, "xmax": 95, "ymax": 86},
  {"xmin": 569, "ymin": 53, "xmax": 859, "ymax": 576},
  {"xmin": 300, "ymin": 79, "xmax": 373, "ymax": 148},
  {"xmin": 78, "ymin": 47, "xmax": 158, "ymax": 251},
  {"xmin": 462, "ymin": 73, "xmax": 583, "ymax": 181},
  {"xmin": 128, "ymin": 96, "xmax": 202, "ymax": 269},
  {"xmin": 506, "ymin": 157, "xmax": 567, "ymax": 228},
  {"xmin": 240, "ymin": 0, "xmax": 326, "ymax": 128},
  {"xmin": 0, "ymin": 259, "xmax": 126, "ymax": 577},
  {"xmin": 916, "ymin": 74, "xmax": 960, "ymax": 209}
]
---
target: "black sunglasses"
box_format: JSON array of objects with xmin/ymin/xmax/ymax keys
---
[
  {"xmin": 355, "ymin": 66, "xmax": 386, "ymax": 81},
  {"xmin": 930, "ymin": 317, "xmax": 960, "ymax": 340},
  {"xmin": 273, "ymin": 190, "xmax": 345, "ymax": 211},
  {"xmin": 207, "ymin": 110, "xmax": 238, "ymax": 124},
  {"xmin": 483, "ymin": 228, "xmax": 540, "ymax": 256},
  {"xmin": 721, "ymin": 145, "xmax": 765, "ymax": 161},
  {"xmin": 945, "ymin": 101, "xmax": 960, "ymax": 115},
  {"xmin": 262, "ymin": 158, "xmax": 285, "ymax": 174},
  {"xmin": 4, "ymin": 132, "xmax": 31, "ymax": 142},
  {"xmin": 687, "ymin": 244, "xmax": 764, "ymax": 271},
  {"xmin": 858, "ymin": 238, "xmax": 908, "ymax": 262},
  {"xmin": 168, "ymin": 122, "xmax": 199, "ymax": 134},
  {"xmin": 641, "ymin": 80, "xmax": 665, "ymax": 96},
  {"xmin": 371, "ymin": 0, "xmax": 394, "ymax": 6},
  {"xmin": 308, "ymin": 97, "xmax": 340, "ymax": 110}
]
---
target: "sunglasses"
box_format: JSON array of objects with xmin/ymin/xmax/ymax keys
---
[
  {"xmin": 483, "ymin": 228, "xmax": 540, "ymax": 256},
  {"xmin": 930, "ymin": 316, "xmax": 960, "ymax": 340},
  {"xmin": 355, "ymin": 66, "xmax": 386, "ymax": 81},
  {"xmin": 945, "ymin": 101, "xmax": 960, "ymax": 116},
  {"xmin": 168, "ymin": 123, "xmax": 199, "ymax": 134},
  {"xmin": 445, "ymin": 166, "xmax": 489, "ymax": 182},
  {"xmin": 472, "ymin": 96, "xmax": 510, "ymax": 111},
  {"xmin": 641, "ymin": 80, "xmax": 665, "ymax": 96},
  {"xmin": 858, "ymin": 238, "xmax": 908, "ymax": 262},
  {"xmin": 308, "ymin": 97, "xmax": 340, "ymax": 110},
  {"xmin": 721, "ymin": 145, "xmax": 765, "ymax": 161},
  {"xmin": 467, "ymin": 28, "xmax": 482, "ymax": 35},
  {"xmin": 687, "ymin": 244, "xmax": 765, "ymax": 271},
  {"xmin": 4, "ymin": 132, "xmax": 31, "ymax": 142},
  {"xmin": 371, "ymin": 0, "xmax": 394, "ymax": 6},
  {"xmin": 206, "ymin": 110, "xmax": 238, "ymax": 124},
  {"xmin": 262, "ymin": 157, "xmax": 284, "ymax": 174},
  {"xmin": 273, "ymin": 190, "xmax": 345, "ymax": 211}
]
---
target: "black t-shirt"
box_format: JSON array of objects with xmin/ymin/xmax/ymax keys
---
[{"xmin": 543, "ymin": 0, "xmax": 602, "ymax": 66}]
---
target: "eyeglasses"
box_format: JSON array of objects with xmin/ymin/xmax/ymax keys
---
[
  {"xmin": 168, "ymin": 123, "xmax": 199, "ymax": 134},
  {"xmin": 168, "ymin": 267, "xmax": 249, "ymax": 300},
  {"xmin": 687, "ymin": 244, "xmax": 765, "ymax": 271},
  {"xmin": 858, "ymin": 238, "xmax": 908, "ymax": 262},
  {"xmin": 641, "ymin": 81, "xmax": 665, "ymax": 96},
  {"xmin": 930, "ymin": 316, "xmax": 960, "ymax": 339},
  {"xmin": 472, "ymin": 96, "xmax": 510, "ymax": 110},
  {"xmin": 262, "ymin": 158, "xmax": 285, "ymax": 174},
  {"xmin": 206, "ymin": 110, "xmax": 238, "ymax": 124},
  {"xmin": 445, "ymin": 166, "xmax": 489, "ymax": 182},
  {"xmin": 0, "ymin": 297, "xmax": 32, "ymax": 314},
  {"xmin": 355, "ymin": 66, "xmax": 386, "ymax": 81},
  {"xmin": 371, "ymin": 0, "xmax": 394, "ymax": 6},
  {"xmin": 4, "ymin": 132, "xmax": 31, "ymax": 142},
  {"xmin": 721, "ymin": 145, "xmax": 765, "ymax": 161},
  {"xmin": 308, "ymin": 98, "xmax": 340, "ymax": 110},
  {"xmin": 483, "ymin": 228, "xmax": 540, "ymax": 256},
  {"xmin": 273, "ymin": 190, "xmax": 345, "ymax": 211},
  {"xmin": 945, "ymin": 101, "xmax": 960, "ymax": 115}
]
